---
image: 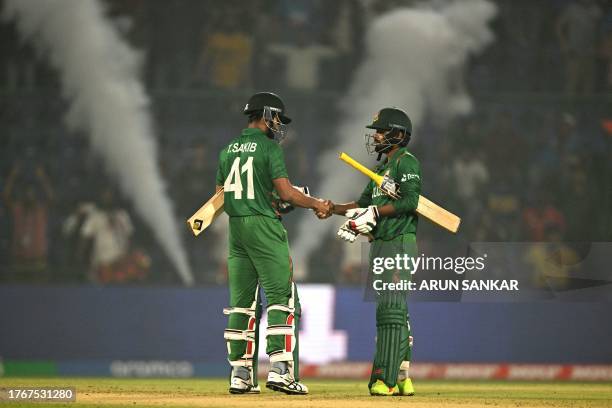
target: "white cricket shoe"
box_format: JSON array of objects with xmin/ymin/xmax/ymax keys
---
[
  {"xmin": 229, "ymin": 373, "xmax": 260, "ymax": 394},
  {"xmin": 266, "ymin": 371, "xmax": 309, "ymax": 395}
]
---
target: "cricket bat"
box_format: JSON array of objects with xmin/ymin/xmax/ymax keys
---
[
  {"xmin": 187, "ymin": 185, "xmax": 311, "ymax": 236},
  {"xmin": 187, "ymin": 188, "xmax": 225, "ymax": 236},
  {"xmin": 339, "ymin": 152, "xmax": 461, "ymax": 233}
]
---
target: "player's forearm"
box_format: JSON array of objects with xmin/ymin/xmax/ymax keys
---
[
  {"xmin": 332, "ymin": 202, "xmax": 358, "ymax": 215},
  {"xmin": 377, "ymin": 204, "xmax": 397, "ymax": 217},
  {"xmin": 286, "ymin": 189, "xmax": 322, "ymax": 210},
  {"xmin": 273, "ymin": 178, "xmax": 329, "ymax": 213}
]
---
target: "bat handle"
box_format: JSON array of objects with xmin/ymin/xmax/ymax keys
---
[{"xmin": 339, "ymin": 152, "xmax": 381, "ymax": 182}]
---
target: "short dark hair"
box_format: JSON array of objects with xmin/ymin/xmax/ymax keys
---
[{"xmin": 247, "ymin": 110, "xmax": 263, "ymax": 124}]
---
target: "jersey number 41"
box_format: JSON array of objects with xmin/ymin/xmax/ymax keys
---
[{"xmin": 224, "ymin": 156, "xmax": 254, "ymax": 200}]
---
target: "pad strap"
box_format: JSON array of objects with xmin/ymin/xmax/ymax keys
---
[
  {"xmin": 229, "ymin": 358, "xmax": 253, "ymax": 368},
  {"xmin": 223, "ymin": 307, "xmax": 256, "ymax": 317},
  {"xmin": 224, "ymin": 328, "xmax": 256, "ymax": 342},
  {"xmin": 267, "ymin": 304, "xmax": 295, "ymax": 313},
  {"xmin": 269, "ymin": 350, "xmax": 293, "ymax": 362},
  {"xmin": 266, "ymin": 325, "xmax": 294, "ymax": 336}
]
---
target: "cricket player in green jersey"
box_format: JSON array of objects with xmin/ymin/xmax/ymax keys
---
[
  {"xmin": 330, "ymin": 107, "xmax": 419, "ymax": 396},
  {"xmin": 216, "ymin": 92, "xmax": 332, "ymax": 395}
]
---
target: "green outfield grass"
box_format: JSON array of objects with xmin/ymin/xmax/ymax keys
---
[{"xmin": 0, "ymin": 377, "xmax": 611, "ymax": 408}]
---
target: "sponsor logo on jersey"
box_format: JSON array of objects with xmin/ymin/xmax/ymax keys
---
[{"xmin": 401, "ymin": 173, "xmax": 420, "ymax": 182}]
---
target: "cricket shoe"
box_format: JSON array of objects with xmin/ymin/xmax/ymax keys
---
[
  {"xmin": 228, "ymin": 366, "xmax": 260, "ymax": 394},
  {"xmin": 396, "ymin": 378, "xmax": 415, "ymax": 396},
  {"xmin": 266, "ymin": 371, "xmax": 308, "ymax": 395},
  {"xmin": 369, "ymin": 379, "xmax": 397, "ymax": 396},
  {"xmin": 229, "ymin": 376, "xmax": 261, "ymax": 394}
]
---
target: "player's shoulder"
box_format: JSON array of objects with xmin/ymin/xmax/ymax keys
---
[
  {"xmin": 398, "ymin": 149, "xmax": 420, "ymax": 167},
  {"xmin": 261, "ymin": 137, "xmax": 283, "ymax": 155},
  {"xmin": 257, "ymin": 134, "xmax": 277, "ymax": 148}
]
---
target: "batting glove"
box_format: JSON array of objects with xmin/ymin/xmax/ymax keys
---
[
  {"xmin": 345, "ymin": 206, "xmax": 379, "ymax": 234},
  {"xmin": 337, "ymin": 221, "xmax": 359, "ymax": 243}
]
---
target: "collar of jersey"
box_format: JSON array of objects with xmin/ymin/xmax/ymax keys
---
[
  {"xmin": 242, "ymin": 128, "xmax": 266, "ymax": 137},
  {"xmin": 381, "ymin": 146, "xmax": 408, "ymax": 167}
]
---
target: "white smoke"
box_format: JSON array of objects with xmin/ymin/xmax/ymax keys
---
[
  {"xmin": 3, "ymin": 0, "xmax": 194, "ymax": 285},
  {"xmin": 292, "ymin": 0, "xmax": 496, "ymax": 279}
]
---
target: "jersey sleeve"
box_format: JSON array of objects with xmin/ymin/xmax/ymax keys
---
[
  {"xmin": 392, "ymin": 154, "xmax": 421, "ymax": 214},
  {"xmin": 356, "ymin": 181, "xmax": 374, "ymax": 207},
  {"xmin": 268, "ymin": 142, "xmax": 289, "ymax": 180}
]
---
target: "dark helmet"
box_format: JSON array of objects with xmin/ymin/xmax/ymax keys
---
[
  {"xmin": 365, "ymin": 107, "xmax": 412, "ymax": 157},
  {"xmin": 243, "ymin": 92, "xmax": 292, "ymax": 124},
  {"xmin": 366, "ymin": 107, "xmax": 411, "ymax": 135},
  {"xmin": 244, "ymin": 92, "xmax": 291, "ymax": 142}
]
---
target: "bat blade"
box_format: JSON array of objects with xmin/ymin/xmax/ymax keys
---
[
  {"xmin": 416, "ymin": 195, "xmax": 461, "ymax": 233},
  {"xmin": 187, "ymin": 188, "xmax": 225, "ymax": 236}
]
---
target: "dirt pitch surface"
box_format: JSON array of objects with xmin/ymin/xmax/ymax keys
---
[{"xmin": 1, "ymin": 377, "xmax": 611, "ymax": 408}]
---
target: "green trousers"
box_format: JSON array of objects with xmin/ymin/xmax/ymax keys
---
[
  {"xmin": 369, "ymin": 233, "xmax": 416, "ymax": 388},
  {"xmin": 226, "ymin": 216, "xmax": 300, "ymax": 369}
]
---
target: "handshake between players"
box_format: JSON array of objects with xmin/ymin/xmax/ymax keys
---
[{"xmin": 285, "ymin": 186, "xmax": 377, "ymax": 243}]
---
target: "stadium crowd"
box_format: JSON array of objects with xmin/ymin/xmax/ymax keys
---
[{"xmin": 0, "ymin": 0, "xmax": 610, "ymax": 285}]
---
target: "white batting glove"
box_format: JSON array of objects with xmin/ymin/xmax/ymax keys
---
[
  {"xmin": 337, "ymin": 221, "xmax": 359, "ymax": 243},
  {"xmin": 345, "ymin": 206, "xmax": 379, "ymax": 234}
]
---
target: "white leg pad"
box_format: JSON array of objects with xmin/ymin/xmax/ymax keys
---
[
  {"xmin": 225, "ymin": 285, "xmax": 260, "ymax": 364},
  {"xmin": 269, "ymin": 351, "xmax": 293, "ymax": 363}
]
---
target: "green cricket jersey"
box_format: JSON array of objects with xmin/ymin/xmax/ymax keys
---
[
  {"xmin": 216, "ymin": 128, "xmax": 288, "ymax": 218},
  {"xmin": 357, "ymin": 147, "xmax": 421, "ymax": 240}
]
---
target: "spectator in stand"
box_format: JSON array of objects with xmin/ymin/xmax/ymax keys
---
[
  {"xmin": 538, "ymin": 112, "xmax": 580, "ymax": 185},
  {"xmin": 486, "ymin": 186, "xmax": 521, "ymax": 241},
  {"xmin": 79, "ymin": 188, "xmax": 148, "ymax": 284},
  {"xmin": 267, "ymin": 29, "xmax": 336, "ymax": 91},
  {"xmin": 556, "ymin": 0, "xmax": 603, "ymax": 95},
  {"xmin": 524, "ymin": 223, "xmax": 579, "ymax": 289},
  {"xmin": 522, "ymin": 192, "xmax": 566, "ymax": 241},
  {"xmin": 3, "ymin": 162, "xmax": 54, "ymax": 282},
  {"xmin": 452, "ymin": 149, "xmax": 489, "ymax": 203},
  {"xmin": 452, "ymin": 148, "xmax": 489, "ymax": 230},
  {"xmin": 277, "ymin": 0, "xmax": 316, "ymax": 42},
  {"xmin": 61, "ymin": 202, "xmax": 96, "ymax": 282},
  {"xmin": 194, "ymin": 14, "xmax": 253, "ymax": 89}
]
